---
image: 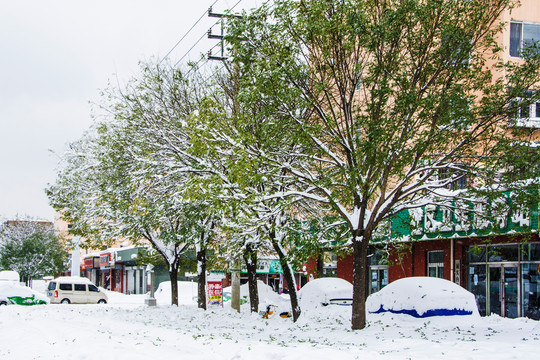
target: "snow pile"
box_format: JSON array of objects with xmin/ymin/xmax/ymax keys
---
[
  {"xmin": 222, "ymin": 280, "xmax": 288, "ymax": 312},
  {"xmin": 366, "ymin": 276, "xmax": 480, "ymax": 318},
  {"xmin": 0, "ymin": 270, "xmax": 20, "ymax": 283},
  {"xmin": 30, "ymin": 280, "xmax": 48, "ymax": 294},
  {"xmin": 298, "ymin": 277, "xmax": 353, "ymax": 310},
  {"xmin": 154, "ymin": 281, "xmax": 199, "ymax": 305}
]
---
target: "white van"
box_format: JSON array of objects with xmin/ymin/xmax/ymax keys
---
[{"xmin": 47, "ymin": 277, "xmax": 107, "ymax": 304}]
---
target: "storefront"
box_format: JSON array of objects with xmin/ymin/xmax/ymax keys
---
[
  {"xmin": 466, "ymin": 242, "xmax": 540, "ymax": 319},
  {"xmin": 115, "ymin": 247, "xmax": 147, "ymax": 295},
  {"xmin": 335, "ymin": 193, "xmax": 539, "ymax": 319},
  {"xmin": 221, "ymin": 258, "xmax": 308, "ymax": 293},
  {"xmin": 81, "ymin": 255, "xmax": 100, "ymax": 286}
]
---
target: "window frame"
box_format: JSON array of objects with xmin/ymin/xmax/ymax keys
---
[
  {"xmin": 510, "ymin": 21, "xmax": 540, "ymax": 58},
  {"xmin": 427, "ymin": 250, "xmax": 445, "ymax": 278},
  {"xmin": 511, "ymin": 90, "xmax": 540, "ymax": 128}
]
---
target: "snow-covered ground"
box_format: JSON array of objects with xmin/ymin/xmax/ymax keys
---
[{"xmin": 0, "ymin": 281, "xmax": 538, "ymax": 359}]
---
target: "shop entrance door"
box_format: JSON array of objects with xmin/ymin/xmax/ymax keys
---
[{"xmin": 488, "ymin": 264, "xmax": 519, "ymax": 318}]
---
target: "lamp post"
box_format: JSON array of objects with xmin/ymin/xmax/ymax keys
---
[
  {"xmin": 71, "ymin": 236, "xmax": 81, "ymax": 277},
  {"xmin": 145, "ymin": 264, "xmax": 156, "ymax": 306},
  {"xmin": 231, "ymin": 259, "xmax": 241, "ymax": 313}
]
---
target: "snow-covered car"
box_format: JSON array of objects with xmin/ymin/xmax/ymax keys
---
[
  {"xmin": 47, "ymin": 277, "xmax": 107, "ymax": 304},
  {"xmin": 0, "ymin": 283, "xmax": 49, "ymax": 306},
  {"xmin": 298, "ymin": 277, "xmax": 353, "ymax": 310},
  {"xmin": 0, "ymin": 270, "xmax": 21, "ymax": 283},
  {"xmin": 366, "ymin": 276, "xmax": 480, "ymax": 318}
]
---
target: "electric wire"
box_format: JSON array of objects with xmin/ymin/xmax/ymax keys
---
[
  {"xmin": 173, "ymin": 0, "xmax": 244, "ymax": 68},
  {"xmin": 160, "ymin": 0, "xmax": 220, "ymax": 64}
]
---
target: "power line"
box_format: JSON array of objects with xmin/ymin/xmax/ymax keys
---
[
  {"xmin": 160, "ymin": 0, "xmax": 220, "ymax": 64},
  {"xmin": 173, "ymin": 24, "xmax": 218, "ymax": 68},
  {"xmin": 176, "ymin": 0, "xmax": 245, "ymax": 67}
]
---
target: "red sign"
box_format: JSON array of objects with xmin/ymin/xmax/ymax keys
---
[
  {"xmin": 83, "ymin": 258, "xmax": 94, "ymax": 270},
  {"xmin": 207, "ymin": 281, "xmax": 223, "ymax": 307}
]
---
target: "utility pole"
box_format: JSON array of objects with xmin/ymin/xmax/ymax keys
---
[
  {"xmin": 207, "ymin": 7, "xmax": 228, "ymax": 61},
  {"xmin": 207, "ymin": 6, "xmax": 242, "ymax": 312}
]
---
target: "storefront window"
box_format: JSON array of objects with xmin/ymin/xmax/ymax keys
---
[
  {"xmin": 467, "ymin": 264, "xmax": 487, "ymax": 316},
  {"xmin": 522, "ymin": 263, "xmax": 540, "ymax": 320},
  {"xmin": 466, "ymin": 243, "xmax": 540, "ymax": 319},
  {"xmin": 488, "ymin": 244, "xmax": 519, "ymax": 262},
  {"xmin": 522, "ymin": 243, "xmax": 540, "ymax": 262},
  {"xmin": 468, "ymin": 246, "xmax": 487, "ymax": 263},
  {"xmin": 368, "ymin": 248, "xmax": 389, "ymax": 266}
]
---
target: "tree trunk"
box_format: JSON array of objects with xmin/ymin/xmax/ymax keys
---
[
  {"xmin": 351, "ymin": 231, "xmax": 369, "ymax": 330},
  {"xmin": 270, "ymin": 234, "xmax": 301, "ymax": 322},
  {"xmin": 244, "ymin": 244, "xmax": 259, "ymax": 313},
  {"xmin": 317, "ymin": 254, "xmax": 324, "ymax": 278},
  {"xmin": 169, "ymin": 265, "xmax": 179, "ymax": 306},
  {"xmin": 197, "ymin": 246, "xmax": 207, "ymax": 310}
]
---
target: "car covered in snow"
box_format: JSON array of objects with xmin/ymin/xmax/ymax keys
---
[
  {"xmin": 0, "ymin": 283, "xmax": 49, "ymax": 306},
  {"xmin": 298, "ymin": 277, "xmax": 353, "ymax": 309},
  {"xmin": 366, "ymin": 276, "xmax": 480, "ymax": 318},
  {"xmin": 47, "ymin": 277, "xmax": 107, "ymax": 304},
  {"xmin": 0, "ymin": 270, "xmax": 21, "ymax": 284}
]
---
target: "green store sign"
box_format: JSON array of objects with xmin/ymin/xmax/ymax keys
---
[{"xmin": 386, "ymin": 194, "xmax": 538, "ymax": 241}]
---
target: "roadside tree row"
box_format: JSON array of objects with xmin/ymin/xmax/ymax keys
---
[{"xmin": 47, "ymin": 0, "xmax": 540, "ymax": 330}]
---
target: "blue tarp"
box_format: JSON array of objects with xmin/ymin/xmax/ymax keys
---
[{"xmin": 370, "ymin": 304, "xmax": 473, "ymax": 318}]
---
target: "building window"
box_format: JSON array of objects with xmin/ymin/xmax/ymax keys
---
[
  {"xmin": 439, "ymin": 164, "xmax": 468, "ymax": 190},
  {"xmin": 510, "ymin": 21, "xmax": 540, "ymax": 58},
  {"xmin": 427, "ymin": 250, "xmax": 444, "ymax": 278},
  {"xmin": 510, "ymin": 90, "xmax": 540, "ymax": 128},
  {"xmin": 322, "ymin": 252, "xmax": 338, "ymax": 277},
  {"xmin": 519, "ymin": 101, "xmax": 540, "ymax": 120}
]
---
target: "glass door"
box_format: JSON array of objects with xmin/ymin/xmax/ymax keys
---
[
  {"xmin": 489, "ymin": 264, "xmax": 519, "ymax": 318},
  {"xmin": 369, "ymin": 267, "xmax": 388, "ymax": 294}
]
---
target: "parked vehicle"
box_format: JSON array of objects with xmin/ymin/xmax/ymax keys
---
[
  {"xmin": 0, "ymin": 270, "xmax": 20, "ymax": 283},
  {"xmin": 0, "ymin": 283, "xmax": 49, "ymax": 305},
  {"xmin": 47, "ymin": 277, "xmax": 107, "ymax": 304},
  {"xmin": 366, "ymin": 277, "xmax": 480, "ymax": 318},
  {"xmin": 298, "ymin": 277, "xmax": 353, "ymax": 309}
]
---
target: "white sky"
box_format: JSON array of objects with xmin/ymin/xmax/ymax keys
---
[{"xmin": 0, "ymin": 0, "xmax": 262, "ymax": 221}]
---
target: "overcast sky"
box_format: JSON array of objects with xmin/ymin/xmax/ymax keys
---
[{"xmin": 0, "ymin": 0, "xmax": 262, "ymax": 222}]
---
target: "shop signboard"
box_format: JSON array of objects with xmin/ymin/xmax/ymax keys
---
[
  {"xmin": 99, "ymin": 253, "xmax": 111, "ymax": 269},
  {"xmin": 207, "ymin": 281, "xmax": 223, "ymax": 307},
  {"xmin": 83, "ymin": 258, "xmax": 94, "ymax": 270},
  {"xmin": 385, "ymin": 191, "xmax": 538, "ymax": 242}
]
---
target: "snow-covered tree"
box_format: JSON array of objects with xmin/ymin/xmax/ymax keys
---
[
  {"xmin": 0, "ymin": 218, "xmax": 68, "ymax": 284},
  {"xmin": 226, "ymin": 0, "xmax": 540, "ymax": 329},
  {"xmin": 192, "ymin": 70, "xmax": 329, "ymax": 321},
  {"xmin": 47, "ymin": 63, "xmax": 222, "ymax": 306}
]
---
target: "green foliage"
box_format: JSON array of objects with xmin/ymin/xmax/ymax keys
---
[
  {"xmin": 0, "ymin": 221, "xmax": 68, "ymax": 281},
  {"xmin": 226, "ymin": 0, "xmax": 540, "ymax": 329}
]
